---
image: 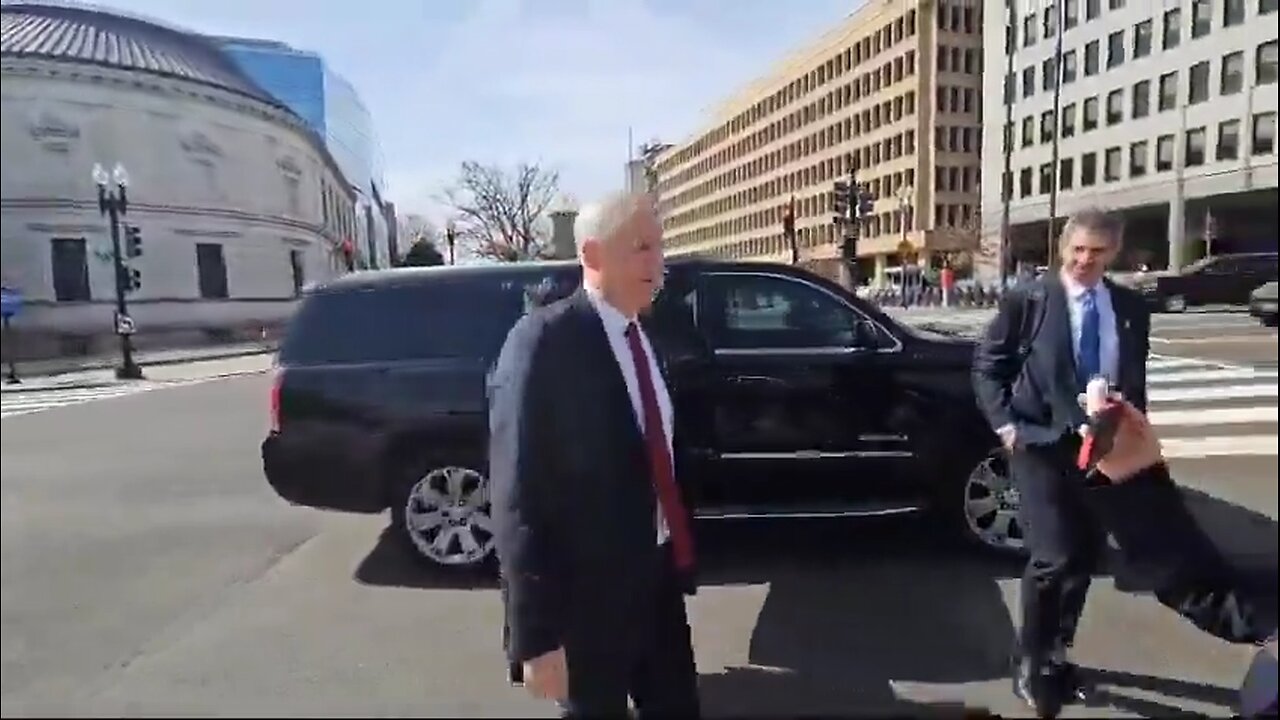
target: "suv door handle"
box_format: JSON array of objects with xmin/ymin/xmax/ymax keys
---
[{"xmin": 728, "ymin": 375, "xmax": 788, "ymax": 386}]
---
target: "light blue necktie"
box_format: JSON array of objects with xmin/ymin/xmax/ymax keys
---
[{"xmin": 1077, "ymin": 288, "xmax": 1101, "ymax": 390}]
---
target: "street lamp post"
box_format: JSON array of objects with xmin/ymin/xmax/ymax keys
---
[
  {"xmin": 93, "ymin": 162, "xmax": 144, "ymax": 380},
  {"xmin": 896, "ymin": 184, "xmax": 914, "ymax": 309},
  {"xmin": 445, "ymin": 221, "xmax": 457, "ymax": 265}
]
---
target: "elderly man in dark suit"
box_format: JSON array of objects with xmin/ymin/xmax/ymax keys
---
[{"xmin": 487, "ymin": 191, "xmax": 700, "ymax": 718}]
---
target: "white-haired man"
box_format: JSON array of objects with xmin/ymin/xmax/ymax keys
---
[{"xmin": 488, "ymin": 191, "xmax": 701, "ymax": 718}]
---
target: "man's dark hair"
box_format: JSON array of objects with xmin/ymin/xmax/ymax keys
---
[{"xmin": 1060, "ymin": 207, "xmax": 1125, "ymax": 247}]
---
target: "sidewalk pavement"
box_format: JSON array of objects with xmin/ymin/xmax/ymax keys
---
[{"xmin": 1, "ymin": 342, "xmax": 276, "ymax": 393}]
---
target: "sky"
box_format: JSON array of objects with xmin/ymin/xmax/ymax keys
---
[{"xmin": 83, "ymin": 0, "xmax": 857, "ymax": 222}]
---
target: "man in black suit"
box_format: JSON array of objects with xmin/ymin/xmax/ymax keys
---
[
  {"xmin": 488, "ymin": 191, "xmax": 700, "ymax": 718},
  {"xmin": 973, "ymin": 209, "xmax": 1149, "ymax": 716},
  {"xmin": 974, "ymin": 209, "xmax": 1274, "ymax": 717}
]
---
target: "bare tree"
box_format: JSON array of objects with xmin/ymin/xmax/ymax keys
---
[
  {"xmin": 440, "ymin": 161, "xmax": 560, "ymax": 262},
  {"xmin": 399, "ymin": 214, "xmax": 437, "ymax": 245}
]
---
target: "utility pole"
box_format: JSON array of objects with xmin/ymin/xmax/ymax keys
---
[
  {"xmin": 92, "ymin": 162, "xmax": 144, "ymax": 380},
  {"xmin": 833, "ymin": 162, "xmax": 862, "ymax": 290},
  {"xmin": 1045, "ymin": 0, "xmax": 1066, "ymax": 268},
  {"xmin": 783, "ymin": 194, "xmax": 798, "ymax": 265},
  {"xmin": 999, "ymin": 0, "xmax": 1019, "ymax": 287},
  {"xmin": 445, "ymin": 221, "xmax": 457, "ymax": 265}
]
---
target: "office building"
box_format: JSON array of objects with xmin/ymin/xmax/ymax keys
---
[
  {"xmin": 980, "ymin": 0, "xmax": 1278, "ymax": 275},
  {"xmin": 216, "ymin": 37, "xmax": 394, "ymax": 269},
  {"xmin": 653, "ymin": 0, "xmax": 985, "ymax": 286},
  {"xmin": 0, "ymin": 2, "xmax": 360, "ymax": 359}
]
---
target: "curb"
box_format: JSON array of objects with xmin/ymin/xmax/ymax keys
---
[{"xmin": 0, "ymin": 347, "xmax": 275, "ymax": 393}]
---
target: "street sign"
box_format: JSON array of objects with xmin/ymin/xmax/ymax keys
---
[
  {"xmin": 114, "ymin": 311, "xmax": 136, "ymax": 336},
  {"xmin": 0, "ymin": 286, "xmax": 23, "ymax": 319}
]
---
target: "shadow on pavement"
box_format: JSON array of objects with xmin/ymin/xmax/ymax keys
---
[{"xmin": 351, "ymin": 488, "xmax": 1275, "ymax": 718}]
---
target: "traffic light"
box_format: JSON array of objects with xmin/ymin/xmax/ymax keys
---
[
  {"xmin": 856, "ymin": 187, "xmax": 876, "ymax": 219},
  {"xmin": 124, "ymin": 224, "xmax": 143, "ymax": 259},
  {"xmin": 831, "ymin": 180, "xmax": 850, "ymax": 222},
  {"xmin": 117, "ymin": 265, "xmax": 141, "ymax": 293}
]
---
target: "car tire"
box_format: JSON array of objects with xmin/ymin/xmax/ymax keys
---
[
  {"xmin": 1163, "ymin": 294, "xmax": 1188, "ymax": 313},
  {"xmin": 390, "ymin": 456, "xmax": 497, "ymax": 569},
  {"xmin": 942, "ymin": 446, "xmax": 1028, "ymax": 558}
]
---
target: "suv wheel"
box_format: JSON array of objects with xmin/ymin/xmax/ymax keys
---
[
  {"xmin": 393, "ymin": 464, "xmax": 496, "ymax": 568},
  {"xmin": 958, "ymin": 449, "xmax": 1026, "ymax": 556}
]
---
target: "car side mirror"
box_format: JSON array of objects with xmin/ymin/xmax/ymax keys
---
[{"xmin": 853, "ymin": 319, "xmax": 880, "ymax": 349}]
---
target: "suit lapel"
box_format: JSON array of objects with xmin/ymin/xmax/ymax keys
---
[
  {"xmin": 567, "ymin": 288, "xmax": 648, "ymax": 455},
  {"xmin": 1106, "ymin": 279, "xmax": 1136, "ymax": 392},
  {"xmin": 1044, "ymin": 276, "xmax": 1078, "ymax": 390}
]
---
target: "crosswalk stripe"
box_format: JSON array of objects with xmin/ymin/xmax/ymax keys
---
[
  {"xmin": 1147, "ymin": 368, "xmax": 1278, "ymax": 385},
  {"xmin": 1149, "ymin": 383, "xmax": 1279, "ymax": 403},
  {"xmin": 1161, "ymin": 435, "xmax": 1278, "ymax": 458},
  {"xmin": 1147, "ymin": 357, "xmax": 1208, "ymax": 370},
  {"xmin": 1149, "ymin": 405, "xmax": 1278, "ymax": 427}
]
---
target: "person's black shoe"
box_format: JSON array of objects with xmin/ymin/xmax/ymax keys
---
[
  {"xmin": 1012, "ymin": 656, "xmax": 1065, "ymax": 719},
  {"xmin": 1052, "ymin": 661, "xmax": 1093, "ymax": 704}
]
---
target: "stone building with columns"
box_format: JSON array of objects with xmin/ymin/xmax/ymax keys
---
[
  {"xmin": 0, "ymin": 3, "xmax": 363, "ymax": 359},
  {"xmin": 980, "ymin": 0, "xmax": 1278, "ymax": 276}
]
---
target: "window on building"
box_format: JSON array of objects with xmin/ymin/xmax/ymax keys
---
[
  {"xmin": 1133, "ymin": 80, "xmax": 1151, "ymax": 118},
  {"xmin": 1081, "ymin": 152, "xmax": 1098, "ymax": 186},
  {"xmin": 50, "ymin": 237, "xmax": 90, "ymax": 302},
  {"xmin": 1083, "ymin": 96, "xmax": 1100, "ymax": 130},
  {"xmin": 1088, "ymin": 0, "xmax": 1101, "ymax": 19},
  {"xmin": 1222, "ymin": 52, "xmax": 1245, "ymax": 95},
  {"xmin": 1107, "ymin": 89, "xmax": 1125, "ymax": 125},
  {"xmin": 1062, "ymin": 103, "xmax": 1078, "ymax": 137},
  {"xmin": 1105, "ymin": 147, "xmax": 1123, "ymax": 181},
  {"xmin": 1255, "ymin": 112, "xmax": 1277, "ymax": 154},
  {"xmin": 1157, "ymin": 134, "xmax": 1176, "ymax": 170},
  {"xmin": 1159, "ymin": 71, "xmax": 1179, "ymax": 111},
  {"xmin": 1065, "ymin": 0, "xmax": 1080, "ymax": 27},
  {"xmin": 1163, "ymin": 8, "xmax": 1182, "ymax": 49},
  {"xmin": 1020, "ymin": 167, "xmax": 1034, "ymax": 197},
  {"xmin": 1186, "ymin": 126, "xmax": 1207, "ymax": 166},
  {"xmin": 1130, "ymin": 141, "xmax": 1149, "ymax": 177},
  {"xmin": 1039, "ymin": 163, "xmax": 1055, "ymax": 194},
  {"xmin": 1023, "ymin": 14, "xmax": 1037, "ymax": 46},
  {"xmin": 1217, "ymin": 119, "xmax": 1241, "ymax": 160},
  {"xmin": 1062, "ymin": 50, "xmax": 1078, "ymax": 82},
  {"xmin": 1110, "ymin": 0, "xmax": 1125, "ymax": 7},
  {"xmin": 1023, "ymin": 66, "xmax": 1036, "ymax": 97},
  {"xmin": 1043, "ymin": 4, "xmax": 1058, "ymax": 37},
  {"xmin": 289, "ymin": 250, "xmax": 305, "ymax": 296},
  {"xmin": 1224, "ymin": 0, "xmax": 1246, "ymax": 25},
  {"xmin": 1041, "ymin": 110, "xmax": 1056, "ymax": 142},
  {"xmin": 1042, "ymin": 57, "xmax": 1057, "ymax": 91},
  {"xmin": 1189, "ymin": 61, "xmax": 1211, "ymax": 104},
  {"xmin": 1003, "ymin": 72, "xmax": 1015, "ymax": 104},
  {"xmin": 197, "ymin": 243, "xmax": 229, "ymax": 299},
  {"xmin": 1107, "ymin": 31, "xmax": 1126, "ymax": 68},
  {"xmin": 1061, "ymin": 157, "xmax": 1075, "ymax": 190},
  {"xmin": 1263, "ymin": 0, "xmax": 1278, "ymax": 14},
  {"xmin": 1023, "ymin": 115, "xmax": 1036, "ymax": 146},
  {"xmin": 1259, "ymin": 41, "xmax": 1279, "ymax": 85},
  {"xmin": 1134, "ymin": 20, "xmax": 1153, "ymax": 57},
  {"xmin": 1085, "ymin": 40, "xmax": 1100, "ymax": 75},
  {"xmin": 1191, "ymin": 0, "xmax": 1212, "ymax": 37}
]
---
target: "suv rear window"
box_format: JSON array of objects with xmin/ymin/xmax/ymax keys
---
[{"xmin": 280, "ymin": 275, "xmax": 559, "ymax": 365}]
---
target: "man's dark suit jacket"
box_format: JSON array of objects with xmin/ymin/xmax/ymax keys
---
[
  {"xmin": 487, "ymin": 287, "xmax": 695, "ymax": 669},
  {"xmin": 972, "ymin": 275, "xmax": 1151, "ymax": 444}
]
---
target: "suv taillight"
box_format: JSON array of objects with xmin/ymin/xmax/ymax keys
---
[{"xmin": 269, "ymin": 371, "xmax": 282, "ymax": 432}]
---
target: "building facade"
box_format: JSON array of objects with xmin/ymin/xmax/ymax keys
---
[
  {"xmin": 653, "ymin": 0, "xmax": 985, "ymax": 286},
  {"xmin": 217, "ymin": 37, "xmax": 393, "ymax": 270},
  {"xmin": 0, "ymin": 3, "xmax": 361, "ymax": 358},
  {"xmin": 980, "ymin": 0, "xmax": 1279, "ymax": 275}
]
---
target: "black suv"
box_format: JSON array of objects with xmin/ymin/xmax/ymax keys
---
[
  {"xmin": 262, "ymin": 260, "xmax": 1014, "ymax": 568},
  {"xmin": 1132, "ymin": 252, "xmax": 1278, "ymax": 312}
]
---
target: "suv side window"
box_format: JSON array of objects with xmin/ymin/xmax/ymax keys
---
[{"xmin": 701, "ymin": 272, "xmax": 866, "ymax": 350}]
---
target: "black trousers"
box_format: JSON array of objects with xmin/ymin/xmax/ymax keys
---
[
  {"xmin": 559, "ymin": 547, "xmax": 701, "ymax": 719},
  {"xmin": 1012, "ymin": 436, "xmax": 1273, "ymax": 665},
  {"xmin": 1010, "ymin": 435, "xmax": 1106, "ymax": 664}
]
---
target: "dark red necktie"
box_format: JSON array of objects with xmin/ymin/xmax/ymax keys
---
[{"xmin": 624, "ymin": 323, "xmax": 696, "ymax": 571}]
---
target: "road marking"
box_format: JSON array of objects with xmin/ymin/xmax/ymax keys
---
[
  {"xmin": 1148, "ymin": 405, "xmax": 1278, "ymax": 427},
  {"xmin": 1161, "ymin": 435, "xmax": 1278, "ymax": 458},
  {"xmin": 1146, "ymin": 357, "xmax": 1210, "ymax": 371},
  {"xmin": 1151, "ymin": 334, "xmax": 1277, "ymax": 344},
  {"xmin": 1147, "ymin": 368, "xmax": 1278, "ymax": 385},
  {"xmin": 1149, "ymin": 383, "xmax": 1279, "ymax": 403},
  {"xmin": 0, "ymin": 381, "xmax": 205, "ymax": 419}
]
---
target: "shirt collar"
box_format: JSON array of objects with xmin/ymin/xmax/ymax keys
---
[{"xmin": 583, "ymin": 283, "xmax": 635, "ymax": 334}]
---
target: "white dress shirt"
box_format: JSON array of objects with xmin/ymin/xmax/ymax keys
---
[
  {"xmin": 583, "ymin": 285, "xmax": 674, "ymax": 545},
  {"xmin": 1061, "ymin": 272, "xmax": 1120, "ymax": 386}
]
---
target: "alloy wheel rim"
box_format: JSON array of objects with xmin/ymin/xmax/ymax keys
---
[
  {"xmin": 404, "ymin": 466, "xmax": 495, "ymax": 565},
  {"xmin": 963, "ymin": 451, "xmax": 1025, "ymax": 552}
]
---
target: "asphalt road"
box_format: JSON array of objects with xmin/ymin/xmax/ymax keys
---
[{"xmin": 2, "ymin": 365, "xmax": 1276, "ymax": 717}]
